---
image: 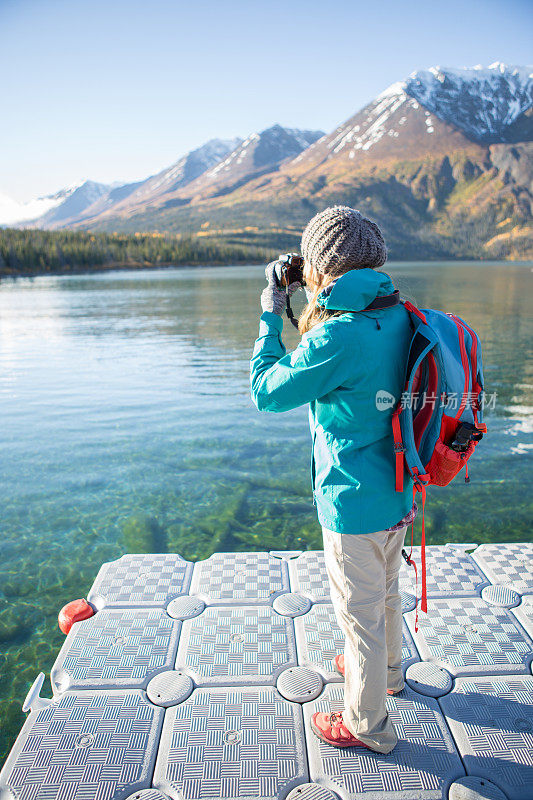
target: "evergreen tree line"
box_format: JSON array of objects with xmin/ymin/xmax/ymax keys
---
[{"xmin": 0, "ymin": 228, "xmax": 272, "ymax": 275}]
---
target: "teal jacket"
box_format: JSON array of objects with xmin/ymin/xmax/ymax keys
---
[{"xmin": 250, "ymin": 268, "xmax": 414, "ymax": 534}]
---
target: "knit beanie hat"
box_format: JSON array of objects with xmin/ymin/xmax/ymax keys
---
[{"xmin": 301, "ymin": 205, "xmax": 387, "ymax": 275}]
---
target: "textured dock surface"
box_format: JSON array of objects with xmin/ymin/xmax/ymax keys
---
[{"xmin": 1, "ymin": 543, "xmax": 532, "ymax": 800}]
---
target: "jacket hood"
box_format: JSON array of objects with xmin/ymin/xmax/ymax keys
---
[{"xmin": 316, "ymin": 268, "xmax": 396, "ymax": 312}]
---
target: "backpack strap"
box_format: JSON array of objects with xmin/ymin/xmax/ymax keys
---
[
  {"xmin": 402, "ymin": 477, "xmax": 428, "ymax": 632},
  {"xmin": 391, "ymin": 406, "xmax": 405, "ymax": 492},
  {"xmin": 362, "ymin": 290, "xmax": 400, "ymax": 311}
]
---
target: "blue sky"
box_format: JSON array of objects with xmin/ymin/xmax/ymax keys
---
[{"xmin": 1, "ymin": 0, "xmax": 531, "ymax": 200}]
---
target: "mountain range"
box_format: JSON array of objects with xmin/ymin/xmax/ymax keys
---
[{"xmin": 3, "ymin": 62, "xmax": 532, "ymax": 260}]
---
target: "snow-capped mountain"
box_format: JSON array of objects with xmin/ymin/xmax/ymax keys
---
[
  {"xmin": 267, "ymin": 83, "xmax": 473, "ymax": 180},
  {"xmin": 105, "ymin": 62, "xmax": 528, "ymax": 261},
  {"xmin": 404, "ymin": 63, "xmax": 533, "ymax": 142},
  {"xmin": 0, "ymin": 183, "xmax": 87, "ymax": 226},
  {"xmin": 204, "ymin": 125, "xmax": 324, "ymax": 180},
  {"xmin": 3, "ymin": 63, "xmax": 531, "ymax": 255},
  {"xmin": 91, "ymin": 138, "xmax": 243, "ymax": 220},
  {"xmin": 277, "ymin": 63, "xmax": 532, "ymax": 177},
  {"xmin": 84, "ymin": 128, "xmax": 323, "ymax": 221},
  {"xmin": 154, "ymin": 125, "xmax": 325, "ymax": 205},
  {"xmin": 13, "ymin": 139, "xmax": 244, "ymax": 229},
  {"xmin": 8, "ymin": 127, "xmax": 325, "ymax": 228},
  {"xmin": 153, "ymin": 138, "xmax": 244, "ymax": 192},
  {"xmin": 0, "ymin": 181, "xmax": 110, "ymax": 228},
  {"xmin": 36, "ymin": 181, "xmax": 110, "ymax": 227}
]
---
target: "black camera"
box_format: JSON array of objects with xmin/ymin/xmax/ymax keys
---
[
  {"xmin": 274, "ymin": 253, "xmax": 305, "ymax": 288},
  {"xmin": 450, "ymin": 422, "xmax": 484, "ymax": 452}
]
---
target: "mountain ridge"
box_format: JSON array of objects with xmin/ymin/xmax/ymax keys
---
[
  {"xmin": 4, "ymin": 63, "xmax": 532, "ymax": 259},
  {"xmin": 75, "ymin": 126, "xmax": 324, "ymax": 225}
]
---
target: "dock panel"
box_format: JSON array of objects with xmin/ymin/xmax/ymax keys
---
[{"xmin": 2, "ymin": 544, "xmax": 533, "ymax": 799}]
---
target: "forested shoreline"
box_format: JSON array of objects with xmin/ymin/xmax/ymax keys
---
[
  {"xmin": 2, "ymin": 227, "xmax": 529, "ymax": 279},
  {"xmin": 0, "ymin": 228, "xmax": 272, "ymax": 276}
]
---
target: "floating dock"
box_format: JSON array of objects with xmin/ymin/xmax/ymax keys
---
[{"xmin": 0, "ymin": 543, "xmax": 532, "ymax": 800}]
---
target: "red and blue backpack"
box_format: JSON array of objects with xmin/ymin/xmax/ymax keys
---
[{"xmin": 391, "ymin": 301, "xmax": 487, "ymax": 626}]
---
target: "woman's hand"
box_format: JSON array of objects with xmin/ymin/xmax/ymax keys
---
[{"xmin": 261, "ymin": 261, "xmax": 301, "ymax": 315}]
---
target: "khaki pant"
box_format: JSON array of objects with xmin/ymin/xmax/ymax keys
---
[{"xmin": 322, "ymin": 525, "xmax": 407, "ymax": 754}]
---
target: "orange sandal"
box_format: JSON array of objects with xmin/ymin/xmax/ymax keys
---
[{"xmin": 311, "ymin": 711, "xmax": 371, "ymax": 749}]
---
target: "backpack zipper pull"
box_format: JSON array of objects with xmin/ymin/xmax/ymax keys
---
[{"xmin": 375, "ymin": 318, "xmax": 381, "ymax": 330}]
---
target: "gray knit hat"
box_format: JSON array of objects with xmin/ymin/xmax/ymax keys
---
[{"xmin": 301, "ymin": 205, "xmax": 387, "ymax": 275}]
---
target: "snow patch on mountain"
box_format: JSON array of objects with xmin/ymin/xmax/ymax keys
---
[
  {"xmin": 128, "ymin": 138, "xmax": 243, "ymax": 199},
  {"xmin": 0, "ymin": 183, "xmax": 84, "ymax": 226},
  {"xmin": 206, "ymin": 125, "xmax": 324, "ymax": 178},
  {"xmin": 328, "ymin": 91, "xmax": 409, "ymax": 155},
  {"xmin": 34, "ymin": 181, "xmax": 110, "ymax": 226},
  {"xmin": 348, "ymin": 63, "xmax": 533, "ymax": 149},
  {"xmin": 404, "ymin": 62, "xmax": 533, "ymax": 142}
]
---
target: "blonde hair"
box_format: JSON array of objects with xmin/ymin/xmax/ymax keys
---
[{"xmin": 298, "ymin": 261, "xmax": 352, "ymax": 335}]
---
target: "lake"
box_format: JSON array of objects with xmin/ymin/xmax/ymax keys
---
[{"xmin": 0, "ymin": 261, "xmax": 532, "ymax": 763}]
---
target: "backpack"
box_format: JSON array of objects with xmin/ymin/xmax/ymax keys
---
[{"xmin": 387, "ymin": 300, "xmax": 487, "ymax": 628}]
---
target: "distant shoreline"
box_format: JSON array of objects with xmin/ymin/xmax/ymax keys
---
[
  {"xmin": 3, "ymin": 258, "xmax": 532, "ymax": 282},
  {"xmin": 0, "ymin": 260, "xmax": 265, "ymax": 280}
]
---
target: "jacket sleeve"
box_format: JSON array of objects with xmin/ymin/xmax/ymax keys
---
[{"xmin": 250, "ymin": 311, "xmax": 349, "ymax": 413}]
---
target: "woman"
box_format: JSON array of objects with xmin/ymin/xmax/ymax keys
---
[{"xmin": 250, "ymin": 205, "xmax": 416, "ymax": 754}]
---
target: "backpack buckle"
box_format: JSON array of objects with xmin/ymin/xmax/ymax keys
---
[
  {"xmin": 412, "ymin": 471, "xmax": 430, "ymax": 491},
  {"xmin": 393, "ymin": 442, "xmax": 405, "ymax": 453}
]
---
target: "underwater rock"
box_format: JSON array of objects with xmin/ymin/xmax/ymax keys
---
[{"xmin": 120, "ymin": 514, "xmax": 167, "ymax": 554}]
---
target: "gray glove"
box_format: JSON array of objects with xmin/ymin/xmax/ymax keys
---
[{"xmin": 261, "ymin": 261, "xmax": 301, "ymax": 315}]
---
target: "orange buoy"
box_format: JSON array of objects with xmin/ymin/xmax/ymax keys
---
[{"xmin": 58, "ymin": 599, "xmax": 95, "ymax": 635}]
